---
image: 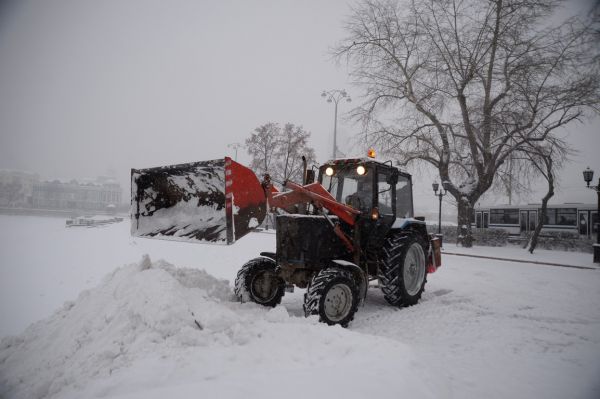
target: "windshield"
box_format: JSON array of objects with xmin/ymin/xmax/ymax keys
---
[{"xmin": 321, "ymin": 165, "xmax": 372, "ymax": 211}]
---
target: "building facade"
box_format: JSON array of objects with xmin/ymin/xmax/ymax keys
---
[{"xmin": 32, "ymin": 179, "xmax": 122, "ymax": 211}]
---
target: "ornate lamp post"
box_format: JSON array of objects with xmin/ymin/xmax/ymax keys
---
[
  {"xmin": 321, "ymin": 89, "xmax": 351, "ymax": 159},
  {"xmin": 582, "ymin": 167, "xmax": 600, "ymax": 263},
  {"xmin": 432, "ymin": 181, "xmax": 449, "ymax": 235}
]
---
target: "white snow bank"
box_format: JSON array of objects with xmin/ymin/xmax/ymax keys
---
[{"xmin": 0, "ymin": 256, "xmax": 440, "ymax": 399}]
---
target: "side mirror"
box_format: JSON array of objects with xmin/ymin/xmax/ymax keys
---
[{"xmin": 387, "ymin": 170, "xmax": 398, "ymax": 185}]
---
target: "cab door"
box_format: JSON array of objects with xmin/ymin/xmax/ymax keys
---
[
  {"xmin": 361, "ymin": 166, "xmax": 396, "ymax": 250},
  {"xmin": 579, "ymin": 211, "xmax": 589, "ymax": 236},
  {"xmin": 528, "ymin": 210, "xmax": 537, "ymax": 231},
  {"xmin": 476, "ymin": 212, "xmax": 482, "ymax": 229},
  {"xmin": 376, "ymin": 167, "xmax": 396, "ymax": 227},
  {"xmin": 520, "ymin": 211, "xmax": 528, "ymax": 233}
]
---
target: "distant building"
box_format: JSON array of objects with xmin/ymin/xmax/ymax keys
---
[
  {"xmin": 0, "ymin": 170, "xmax": 123, "ymax": 212},
  {"xmin": 32, "ymin": 179, "xmax": 122, "ymax": 211},
  {"xmin": 0, "ymin": 170, "xmax": 40, "ymax": 208}
]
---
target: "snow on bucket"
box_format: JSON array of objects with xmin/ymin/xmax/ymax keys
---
[{"xmin": 131, "ymin": 157, "xmax": 266, "ymax": 244}]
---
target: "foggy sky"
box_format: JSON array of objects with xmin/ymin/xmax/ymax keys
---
[{"xmin": 0, "ymin": 0, "xmax": 598, "ymax": 214}]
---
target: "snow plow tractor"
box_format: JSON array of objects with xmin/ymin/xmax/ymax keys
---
[{"xmin": 131, "ymin": 154, "xmax": 442, "ymax": 327}]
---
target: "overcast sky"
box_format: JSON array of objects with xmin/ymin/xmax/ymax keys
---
[{"xmin": 0, "ymin": 0, "xmax": 598, "ymax": 214}]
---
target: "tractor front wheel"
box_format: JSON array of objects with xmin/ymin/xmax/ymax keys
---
[
  {"xmin": 234, "ymin": 257, "xmax": 285, "ymax": 307},
  {"xmin": 303, "ymin": 267, "xmax": 360, "ymax": 327}
]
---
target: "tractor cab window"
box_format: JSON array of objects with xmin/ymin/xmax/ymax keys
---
[
  {"xmin": 321, "ymin": 165, "xmax": 373, "ymax": 211},
  {"xmin": 396, "ymin": 175, "xmax": 413, "ymax": 218}
]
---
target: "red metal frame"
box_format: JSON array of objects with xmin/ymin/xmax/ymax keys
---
[
  {"xmin": 427, "ymin": 236, "xmax": 442, "ymax": 273},
  {"xmin": 266, "ymin": 180, "xmax": 360, "ymax": 225}
]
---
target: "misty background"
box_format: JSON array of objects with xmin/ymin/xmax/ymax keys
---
[{"xmin": 0, "ymin": 0, "xmax": 598, "ymax": 215}]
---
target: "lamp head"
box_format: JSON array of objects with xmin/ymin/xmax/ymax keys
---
[{"xmin": 583, "ymin": 167, "xmax": 594, "ymax": 187}]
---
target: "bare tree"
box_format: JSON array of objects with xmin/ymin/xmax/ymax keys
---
[
  {"xmin": 0, "ymin": 181, "xmax": 24, "ymax": 207},
  {"xmin": 246, "ymin": 122, "xmax": 317, "ymax": 184},
  {"xmin": 335, "ymin": 0, "xmax": 599, "ymax": 246},
  {"xmin": 273, "ymin": 123, "xmax": 316, "ymax": 183},
  {"xmin": 245, "ymin": 122, "xmax": 279, "ymax": 178},
  {"xmin": 520, "ymin": 139, "xmax": 569, "ymax": 253}
]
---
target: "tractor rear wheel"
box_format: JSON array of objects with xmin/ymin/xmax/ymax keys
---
[
  {"xmin": 234, "ymin": 257, "xmax": 285, "ymax": 307},
  {"xmin": 378, "ymin": 232, "xmax": 427, "ymax": 307},
  {"xmin": 303, "ymin": 267, "xmax": 360, "ymax": 327}
]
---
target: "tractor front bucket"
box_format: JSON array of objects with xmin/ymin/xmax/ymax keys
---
[{"xmin": 131, "ymin": 157, "xmax": 266, "ymax": 244}]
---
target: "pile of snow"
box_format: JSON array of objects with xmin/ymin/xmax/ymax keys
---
[{"xmin": 0, "ymin": 256, "xmax": 440, "ymax": 399}]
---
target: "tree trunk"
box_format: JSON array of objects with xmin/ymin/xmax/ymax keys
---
[
  {"xmin": 457, "ymin": 197, "xmax": 475, "ymax": 247},
  {"xmin": 529, "ymin": 170, "xmax": 554, "ymax": 253}
]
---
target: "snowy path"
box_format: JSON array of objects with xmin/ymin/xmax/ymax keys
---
[
  {"xmin": 352, "ymin": 257, "xmax": 600, "ymax": 399},
  {"xmin": 1, "ymin": 215, "xmax": 599, "ymax": 398}
]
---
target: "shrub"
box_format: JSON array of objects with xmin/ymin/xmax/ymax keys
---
[
  {"xmin": 427, "ymin": 225, "xmax": 509, "ymax": 247},
  {"xmin": 522, "ymin": 231, "xmax": 594, "ymax": 253}
]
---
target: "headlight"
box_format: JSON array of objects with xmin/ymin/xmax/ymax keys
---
[
  {"xmin": 371, "ymin": 207, "xmax": 379, "ymax": 220},
  {"xmin": 325, "ymin": 167, "xmax": 334, "ymax": 176},
  {"xmin": 356, "ymin": 165, "xmax": 366, "ymax": 175}
]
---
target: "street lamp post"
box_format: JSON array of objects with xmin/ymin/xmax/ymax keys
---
[
  {"xmin": 321, "ymin": 89, "xmax": 351, "ymax": 159},
  {"xmin": 432, "ymin": 181, "xmax": 449, "ymax": 235},
  {"xmin": 582, "ymin": 167, "xmax": 600, "ymax": 263},
  {"xmin": 227, "ymin": 143, "xmax": 243, "ymax": 161}
]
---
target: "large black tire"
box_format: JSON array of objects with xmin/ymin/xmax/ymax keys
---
[
  {"xmin": 234, "ymin": 257, "xmax": 285, "ymax": 307},
  {"xmin": 378, "ymin": 232, "xmax": 428, "ymax": 307},
  {"xmin": 303, "ymin": 267, "xmax": 360, "ymax": 327}
]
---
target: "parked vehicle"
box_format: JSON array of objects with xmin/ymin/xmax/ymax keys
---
[
  {"xmin": 473, "ymin": 204, "xmax": 598, "ymax": 238},
  {"xmin": 66, "ymin": 215, "xmax": 123, "ymax": 227}
]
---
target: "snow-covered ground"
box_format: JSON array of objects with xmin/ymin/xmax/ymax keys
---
[{"xmin": 1, "ymin": 214, "xmax": 599, "ymax": 398}]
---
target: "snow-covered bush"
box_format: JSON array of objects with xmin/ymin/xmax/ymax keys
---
[
  {"xmin": 472, "ymin": 228, "xmax": 509, "ymax": 247},
  {"xmin": 427, "ymin": 225, "xmax": 457, "ymax": 244},
  {"xmin": 428, "ymin": 224, "xmax": 595, "ymax": 252},
  {"xmin": 429, "ymin": 225, "xmax": 509, "ymax": 247},
  {"xmin": 522, "ymin": 231, "xmax": 595, "ymax": 253}
]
